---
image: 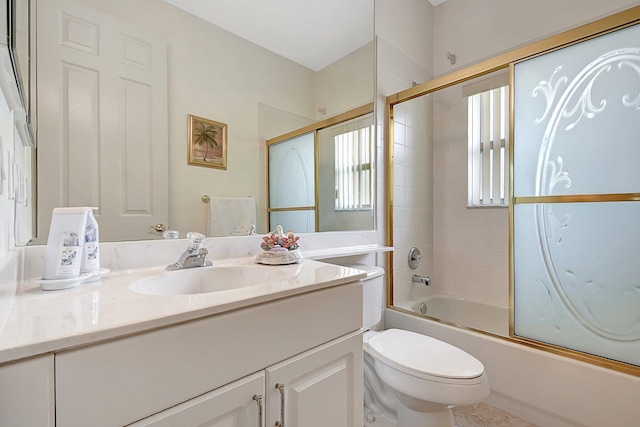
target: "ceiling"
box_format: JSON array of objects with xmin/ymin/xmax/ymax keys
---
[
  {"xmin": 163, "ymin": 0, "xmax": 446, "ymax": 71},
  {"xmin": 162, "ymin": 0, "xmax": 374, "ymax": 71}
]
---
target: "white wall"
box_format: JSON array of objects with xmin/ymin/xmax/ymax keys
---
[
  {"xmin": 315, "ymin": 42, "xmax": 375, "ymax": 118},
  {"xmin": 375, "ymin": 0, "xmax": 433, "ymax": 77},
  {"xmin": 433, "ymin": 0, "xmax": 640, "ymax": 76}
]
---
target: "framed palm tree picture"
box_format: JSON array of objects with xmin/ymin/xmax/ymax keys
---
[{"xmin": 187, "ymin": 114, "xmax": 227, "ymax": 169}]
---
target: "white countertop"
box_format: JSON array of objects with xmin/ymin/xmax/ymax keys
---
[{"xmin": 0, "ymin": 258, "xmax": 366, "ymax": 364}]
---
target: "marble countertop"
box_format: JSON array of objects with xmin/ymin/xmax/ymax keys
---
[{"xmin": 0, "ymin": 258, "xmax": 366, "ymax": 364}]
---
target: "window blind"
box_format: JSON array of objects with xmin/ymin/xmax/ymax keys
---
[
  {"xmin": 468, "ymin": 85, "xmax": 509, "ymax": 207},
  {"xmin": 334, "ymin": 120, "xmax": 373, "ymax": 211}
]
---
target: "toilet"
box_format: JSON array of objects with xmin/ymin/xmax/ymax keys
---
[{"xmin": 354, "ymin": 263, "xmax": 490, "ymax": 427}]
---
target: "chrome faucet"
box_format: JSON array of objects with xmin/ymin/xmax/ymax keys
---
[
  {"xmin": 412, "ymin": 274, "xmax": 430, "ymax": 286},
  {"xmin": 166, "ymin": 232, "xmax": 213, "ymax": 271}
]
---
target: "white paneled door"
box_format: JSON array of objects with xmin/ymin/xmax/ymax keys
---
[{"xmin": 37, "ymin": 0, "xmax": 168, "ymax": 241}]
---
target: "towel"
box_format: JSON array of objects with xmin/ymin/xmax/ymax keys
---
[{"xmin": 207, "ymin": 196, "xmax": 257, "ymax": 237}]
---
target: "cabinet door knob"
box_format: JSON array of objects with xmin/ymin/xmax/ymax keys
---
[
  {"xmin": 252, "ymin": 394, "xmax": 264, "ymax": 427},
  {"xmin": 275, "ymin": 383, "xmax": 285, "ymax": 427}
]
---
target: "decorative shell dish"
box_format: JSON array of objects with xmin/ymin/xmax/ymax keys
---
[{"xmin": 255, "ymin": 225, "xmax": 302, "ymax": 265}]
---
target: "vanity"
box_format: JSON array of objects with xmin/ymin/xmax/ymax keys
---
[{"xmin": 0, "ymin": 242, "xmax": 371, "ymax": 426}]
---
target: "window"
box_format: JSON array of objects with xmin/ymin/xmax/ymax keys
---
[
  {"xmin": 467, "ymin": 76, "xmax": 509, "ymax": 207},
  {"xmin": 334, "ymin": 121, "xmax": 374, "ymax": 211}
]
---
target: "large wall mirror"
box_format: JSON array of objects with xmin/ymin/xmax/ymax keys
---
[{"xmin": 28, "ymin": 0, "xmax": 374, "ymax": 243}]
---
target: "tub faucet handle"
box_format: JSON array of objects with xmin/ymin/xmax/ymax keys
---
[{"xmin": 408, "ymin": 247, "xmax": 422, "ymax": 270}]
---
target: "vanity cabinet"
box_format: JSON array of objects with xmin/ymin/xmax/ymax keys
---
[
  {"xmin": 265, "ymin": 332, "xmax": 362, "ymax": 427},
  {"xmin": 0, "ymin": 354, "xmax": 55, "ymax": 427},
  {"xmin": 55, "ymin": 282, "xmax": 363, "ymax": 427},
  {"xmin": 129, "ymin": 332, "xmax": 362, "ymax": 427},
  {"xmin": 128, "ymin": 371, "xmax": 266, "ymax": 426}
]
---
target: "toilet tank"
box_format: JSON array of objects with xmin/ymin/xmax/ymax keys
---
[{"xmin": 346, "ymin": 263, "xmax": 385, "ymax": 331}]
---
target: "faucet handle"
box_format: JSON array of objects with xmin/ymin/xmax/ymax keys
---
[
  {"xmin": 186, "ymin": 232, "xmax": 206, "ymax": 252},
  {"xmin": 186, "ymin": 231, "xmax": 206, "ymax": 243}
]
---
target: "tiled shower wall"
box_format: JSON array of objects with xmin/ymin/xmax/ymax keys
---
[
  {"xmin": 391, "ymin": 95, "xmax": 433, "ymax": 304},
  {"xmin": 432, "ymin": 85, "xmax": 509, "ymax": 308},
  {"xmin": 375, "ymin": 0, "xmax": 434, "ymax": 306}
]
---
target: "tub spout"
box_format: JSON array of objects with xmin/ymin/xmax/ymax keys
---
[{"xmin": 412, "ymin": 274, "xmax": 430, "ymax": 286}]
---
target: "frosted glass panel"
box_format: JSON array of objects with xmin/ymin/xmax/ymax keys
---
[
  {"xmin": 513, "ymin": 23, "xmax": 640, "ymax": 197},
  {"xmin": 269, "ymin": 133, "xmax": 315, "ymax": 209},
  {"xmin": 269, "ymin": 211, "xmax": 315, "ymax": 233},
  {"xmin": 513, "ymin": 202, "xmax": 640, "ymax": 366}
]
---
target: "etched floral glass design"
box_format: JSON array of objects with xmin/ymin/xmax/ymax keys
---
[
  {"xmin": 268, "ymin": 132, "xmax": 316, "ymax": 232},
  {"xmin": 513, "ymin": 23, "xmax": 640, "ymax": 366}
]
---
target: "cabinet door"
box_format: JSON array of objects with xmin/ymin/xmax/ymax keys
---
[
  {"xmin": 128, "ymin": 371, "xmax": 265, "ymax": 427},
  {"xmin": 0, "ymin": 355, "xmax": 55, "ymax": 427},
  {"xmin": 266, "ymin": 332, "xmax": 363, "ymax": 427}
]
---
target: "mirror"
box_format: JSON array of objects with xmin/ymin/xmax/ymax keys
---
[
  {"xmin": 2, "ymin": 0, "xmax": 35, "ymax": 246},
  {"xmin": 8, "ymin": 0, "xmax": 31, "ymax": 128},
  {"xmin": 266, "ymin": 105, "xmax": 375, "ymax": 233},
  {"xmin": 30, "ymin": 0, "xmax": 375, "ymax": 243}
]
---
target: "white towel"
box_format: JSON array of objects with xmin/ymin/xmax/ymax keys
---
[{"xmin": 207, "ymin": 196, "xmax": 257, "ymax": 237}]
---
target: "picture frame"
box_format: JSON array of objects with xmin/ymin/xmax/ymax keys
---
[{"xmin": 187, "ymin": 114, "xmax": 227, "ymax": 169}]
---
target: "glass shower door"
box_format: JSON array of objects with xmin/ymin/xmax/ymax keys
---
[
  {"xmin": 512, "ymin": 22, "xmax": 640, "ymax": 367},
  {"xmin": 267, "ymin": 132, "xmax": 316, "ymax": 232}
]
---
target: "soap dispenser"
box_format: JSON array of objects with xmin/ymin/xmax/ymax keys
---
[
  {"xmin": 81, "ymin": 208, "xmax": 100, "ymax": 274},
  {"xmin": 43, "ymin": 207, "xmax": 93, "ymax": 280}
]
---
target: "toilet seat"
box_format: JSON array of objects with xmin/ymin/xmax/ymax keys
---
[{"xmin": 366, "ymin": 329, "xmax": 485, "ymax": 384}]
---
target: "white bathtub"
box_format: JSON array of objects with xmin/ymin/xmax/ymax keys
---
[{"xmin": 405, "ymin": 294, "xmax": 509, "ymax": 337}]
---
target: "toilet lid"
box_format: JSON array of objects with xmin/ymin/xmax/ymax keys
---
[{"xmin": 366, "ymin": 329, "xmax": 485, "ymax": 380}]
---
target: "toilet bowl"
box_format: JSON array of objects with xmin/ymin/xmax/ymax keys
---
[
  {"xmin": 364, "ymin": 329, "xmax": 489, "ymax": 426},
  {"xmin": 350, "ymin": 263, "xmax": 490, "ymax": 427}
]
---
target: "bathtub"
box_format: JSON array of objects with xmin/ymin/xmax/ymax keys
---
[
  {"xmin": 384, "ymin": 306, "xmax": 640, "ymax": 427},
  {"xmin": 404, "ymin": 294, "xmax": 509, "ymax": 337}
]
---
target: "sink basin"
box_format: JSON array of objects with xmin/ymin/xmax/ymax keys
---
[{"xmin": 130, "ymin": 264, "xmax": 299, "ymax": 296}]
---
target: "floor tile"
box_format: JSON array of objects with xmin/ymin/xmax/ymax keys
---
[{"xmin": 453, "ymin": 403, "xmax": 537, "ymax": 427}]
